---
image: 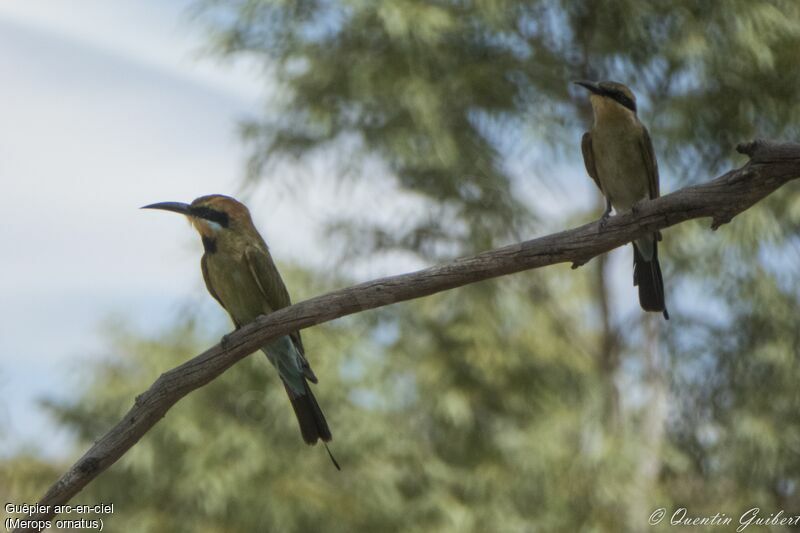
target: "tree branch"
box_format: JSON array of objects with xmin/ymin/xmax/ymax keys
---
[{"xmin": 13, "ymin": 140, "xmax": 800, "ymax": 532}]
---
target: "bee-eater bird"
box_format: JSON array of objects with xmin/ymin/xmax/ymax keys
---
[
  {"xmin": 575, "ymin": 80, "xmax": 669, "ymax": 319},
  {"xmin": 143, "ymin": 194, "xmax": 339, "ymax": 468}
]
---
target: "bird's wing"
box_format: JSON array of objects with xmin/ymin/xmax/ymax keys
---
[
  {"xmin": 639, "ymin": 125, "xmax": 660, "ymax": 199},
  {"xmin": 244, "ymin": 245, "xmax": 292, "ymax": 311},
  {"xmin": 581, "ymin": 132, "xmax": 603, "ymax": 193},
  {"xmin": 202, "ymin": 253, "xmax": 241, "ymax": 329},
  {"xmin": 244, "ymin": 245, "xmax": 317, "ymax": 382}
]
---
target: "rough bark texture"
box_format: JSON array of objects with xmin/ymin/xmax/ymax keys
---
[{"xmin": 12, "ymin": 140, "xmax": 800, "ymax": 532}]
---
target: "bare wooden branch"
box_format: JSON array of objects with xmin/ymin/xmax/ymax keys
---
[{"xmin": 12, "ymin": 140, "xmax": 800, "ymax": 532}]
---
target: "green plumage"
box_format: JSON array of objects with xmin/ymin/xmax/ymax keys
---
[
  {"xmin": 202, "ymin": 242, "xmax": 314, "ymax": 394},
  {"xmin": 143, "ymin": 194, "xmax": 334, "ymax": 458},
  {"xmin": 577, "ymin": 81, "xmax": 669, "ymax": 319}
]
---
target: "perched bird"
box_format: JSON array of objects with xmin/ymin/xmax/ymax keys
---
[
  {"xmin": 575, "ymin": 80, "xmax": 669, "ymax": 319},
  {"xmin": 143, "ymin": 194, "xmax": 339, "ymax": 468}
]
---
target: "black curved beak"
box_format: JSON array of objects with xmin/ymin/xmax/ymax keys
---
[
  {"xmin": 140, "ymin": 201, "xmax": 193, "ymax": 216},
  {"xmin": 573, "ymin": 80, "xmax": 602, "ymax": 95}
]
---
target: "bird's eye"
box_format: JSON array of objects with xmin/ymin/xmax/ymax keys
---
[{"xmin": 191, "ymin": 206, "xmax": 230, "ymax": 228}]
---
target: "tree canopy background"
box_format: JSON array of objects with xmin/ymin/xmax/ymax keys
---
[{"xmin": 4, "ymin": 1, "xmax": 800, "ymax": 531}]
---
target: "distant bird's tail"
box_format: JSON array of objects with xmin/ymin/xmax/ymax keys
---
[
  {"xmin": 633, "ymin": 238, "xmax": 669, "ymax": 320},
  {"xmin": 283, "ymin": 380, "xmax": 340, "ymax": 469}
]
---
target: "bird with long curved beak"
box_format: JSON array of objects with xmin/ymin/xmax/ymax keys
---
[
  {"xmin": 142, "ymin": 194, "xmax": 339, "ymax": 468},
  {"xmin": 575, "ymin": 80, "xmax": 669, "ymax": 319}
]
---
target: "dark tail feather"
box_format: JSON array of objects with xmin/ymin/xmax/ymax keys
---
[
  {"xmin": 324, "ymin": 442, "xmax": 340, "ymax": 470},
  {"xmin": 283, "ymin": 380, "xmax": 333, "ymax": 443},
  {"xmin": 633, "ymin": 240, "xmax": 669, "ymax": 320},
  {"xmin": 283, "ymin": 380, "xmax": 340, "ymax": 469}
]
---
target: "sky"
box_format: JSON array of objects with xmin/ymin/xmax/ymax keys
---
[{"xmin": 0, "ymin": 0, "xmax": 636, "ymax": 461}]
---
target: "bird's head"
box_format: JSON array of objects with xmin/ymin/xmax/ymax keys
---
[
  {"xmin": 142, "ymin": 194, "xmax": 256, "ymax": 242},
  {"xmin": 573, "ymin": 80, "xmax": 638, "ymax": 116}
]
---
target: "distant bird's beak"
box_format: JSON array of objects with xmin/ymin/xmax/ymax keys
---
[
  {"xmin": 141, "ymin": 201, "xmax": 193, "ymax": 216},
  {"xmin": 573, "ymin": 80, "xmax": 603, "ymax": 95}
]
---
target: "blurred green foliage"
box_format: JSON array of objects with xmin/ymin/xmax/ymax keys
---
[{"xmin": 4, "ymin": 1, "xmax": 800, "ymax": 531}]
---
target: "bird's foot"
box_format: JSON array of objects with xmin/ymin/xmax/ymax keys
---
[
  {"xmin": 220, "ymin": 332, "xmax": 235, "ymax": 350},
  {"xmin": 597, "ymin": 199, "xmax": 613, "ymax": 233},
  {"xmin": 598, "ymin": 212, "xmax": 611, "ymax": 232}
]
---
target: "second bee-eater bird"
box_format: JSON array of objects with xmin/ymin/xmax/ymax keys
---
[
  {"xmin": 143, "ymin": 194, "xmax": 339, "ymax": 468},
  {"xmin": 575, "ymin": 80, "xmax": 669, "ymax": 319}
]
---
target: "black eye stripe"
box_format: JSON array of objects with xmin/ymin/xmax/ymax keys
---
[
  {"xmin": 190, "ymin": 206, "xmax": 230, "ymax": 228},
  {"xmin": 608, "ymin": 91, "xmax": 637, "ymax": 112}
]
